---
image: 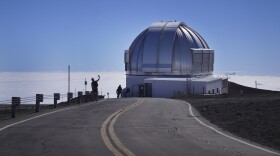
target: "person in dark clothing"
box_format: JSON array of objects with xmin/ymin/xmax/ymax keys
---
[
  {"xmin": 91, "ymin": 75, "xmax": 100, "ymax": 101},
  {"xmin": 116, "ymin": 85, "xmax": 122, "ymax": 98}
]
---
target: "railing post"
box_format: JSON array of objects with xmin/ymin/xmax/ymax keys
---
[
  {"xmin": 54, "ymin": 93, "xmax": 60, "ymax": 108},
  {"xmin": 85, "ymin": 91, "xmax": 90, "ymax": 102},
  {"xmin": 36, "ymin": 94, "xmax": 43, "ymax": 112},
  {"xmin": 78, "ymin": 91, "xmax": 83, "ymax": 104},
  {"xmin": 11, "ymin": 97, "xmax": 20, "ymax": 118},
  {"xmin": 67, "ymin": 92, "xmax": 73, "ymax": 105}
]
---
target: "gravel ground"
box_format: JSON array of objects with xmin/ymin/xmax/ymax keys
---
[{"xmin": 181, "ymin": 82, "xmax": 280, "ymax": 151}]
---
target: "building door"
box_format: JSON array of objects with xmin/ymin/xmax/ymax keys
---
[
  {"xmin": 145, "ymin": 83, "xmax": 152, "ymax": 97},
  {"xmin": 203, "ymin": 87, "xmax": 205, "ymax": 94},
  {"xmin": 138, "ymin": 85, "xmax": 144, "ymax": 97}
]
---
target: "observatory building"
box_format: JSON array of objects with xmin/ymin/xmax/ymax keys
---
[{"xmin": 124, "ymin": 21, "xmax": 227, "ymax": 97}]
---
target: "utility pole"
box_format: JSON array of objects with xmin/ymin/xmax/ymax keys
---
[
  {"xmin": 68, "ymin": 65, "xmax": 70, "ymax": 93},
  {"xmin": 255, "ymin": 81, "xmax": 262, "ymax": 89}
]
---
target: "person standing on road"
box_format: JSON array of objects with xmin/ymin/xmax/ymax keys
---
[
  {"xmin": 116, "ymin": 85, "xmax": 122, "ymax": 98},
  {"xmin": 91, "ymin": 75, "xmax": 100, "ymax": 101}
]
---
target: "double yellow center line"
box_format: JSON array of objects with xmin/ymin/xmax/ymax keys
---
[{"xmin": 101, "ymin": 99, "xmax": 144, "ymax": 156}]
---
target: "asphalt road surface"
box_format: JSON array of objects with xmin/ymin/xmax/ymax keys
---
[{"xmin": 0, "ymin": 98, "xmax": 279, "ymax": 156}]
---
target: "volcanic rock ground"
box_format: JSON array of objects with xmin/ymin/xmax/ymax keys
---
[{"xmin": 182, "ymin": 82, "xmax": 280, "ymax": 151}]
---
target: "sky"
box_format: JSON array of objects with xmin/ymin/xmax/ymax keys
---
[{"xmin": 0, "ymin": 0, "xmax": 280, "ymax": 76}]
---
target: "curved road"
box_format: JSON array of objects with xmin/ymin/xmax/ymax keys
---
[{"xmin": 0, "ymin": 98, "xmax": 279, "ymax": 156}]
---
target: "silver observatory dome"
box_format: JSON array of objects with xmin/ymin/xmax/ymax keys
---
[{"xmin": 124, "ymin": 21, "xmax": 214, "ymax": 77}]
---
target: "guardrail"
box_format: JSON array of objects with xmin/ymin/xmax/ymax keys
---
[{"xmin": 0, "ymin": 92, "xmax": 104, "ymax": 119}]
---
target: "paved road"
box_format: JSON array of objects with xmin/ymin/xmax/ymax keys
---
[{"xmin": 0, "ymin": 98, "xmax": 279, "ymax": 156}]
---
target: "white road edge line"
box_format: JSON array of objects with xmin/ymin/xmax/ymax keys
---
[
  {"xmin": 0, "ymin": 100, "xmax": 103, "ymax": 132},
  {"xmin": 184, "ymin": 101, "xmax": 280, "ymax": 156},
  {"xmin": 101, "ymin": 99, "xmax": 143, "ymax": 156}
]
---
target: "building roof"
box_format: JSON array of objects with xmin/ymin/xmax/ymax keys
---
[
  {"xmin": 125, "ymin": 21, "xmax": 213, "ymax": 76},
  {"xmin": 144, "ymin": 76, "xmax": 221, "ymax": 82},
  {"xmin": 191, "ymin": 76, "xmax": 222, "ymax": 82}
]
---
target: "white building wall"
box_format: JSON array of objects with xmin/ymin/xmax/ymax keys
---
[
  {"xmin": 205, "ymin": 80, "xmax": 222, "ymax": 94},
  {"xmin": 190, "ymin": 81, "xmax": 206, "ymax": 94},
  {"xmin": 145, "ymin": 79, "xmax": 187, "ymax": 98},
  {"xmin": 190, "ymin": 78, "xmax": 223, "ymax": 94},
  {"xmin": 129, "ymin": 77, "xmax": 223, "ymax": 98},
  {"xmin": 126, "ymin": 75, "xmax": 151, "ymax": 96}
]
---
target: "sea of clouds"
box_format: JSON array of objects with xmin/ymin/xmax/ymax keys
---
[
  {"xmin": 0, "ymin": 72, "xmax": 126, "ymax": 104},
  {"xmin": 224, "ymin": 75, "xmax": 280, "ymax": 91},
  {"xmin": 0, "ymin": 72, "xmax": 279, "ymax": 104}
]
